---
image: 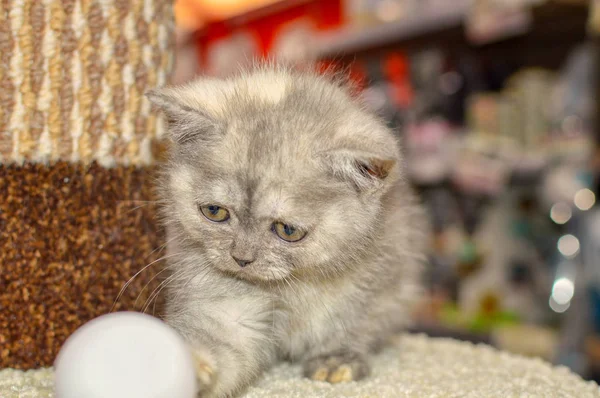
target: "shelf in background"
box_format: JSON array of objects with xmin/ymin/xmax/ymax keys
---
[
  {"xmin": 317, "ymin": 4, "xmax": 469, "ymax": 58},
  {"xmin": 316, "ymin": 2, "xmax": 589, "ymax": 60}
]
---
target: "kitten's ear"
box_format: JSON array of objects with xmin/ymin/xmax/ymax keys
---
[
  {"xmin": 146, "ymin": 87, "xmax": 221, "ymax": 145},
  {"xmin": 322, "ymin": 149, "xmax": 398, "ymax": 192}
]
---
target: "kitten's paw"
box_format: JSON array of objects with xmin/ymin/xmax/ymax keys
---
[
  {"xmin": 303, "ymin": 351, "xmax": 369, "ymax": 384},
  {"xmin": 190, "ymin": 348, "xmax": 216, "ymax": 396}
]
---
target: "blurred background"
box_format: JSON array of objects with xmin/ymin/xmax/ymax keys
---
[{"xmin": 172, "ymin": 0, "xmax": 600, "ymax": 383}]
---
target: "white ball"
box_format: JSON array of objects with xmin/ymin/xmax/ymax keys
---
[{"xmin": 54, "ymin": 312, "xmax": 197, "ymax": 398}]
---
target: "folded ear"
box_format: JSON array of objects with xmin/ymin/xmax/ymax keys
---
[
  {"xmin": 146, "ymin": 87, "xmax": 221, "ymax": 145},
  {"xmin": 321, "ymin": 149, "xmax": 398, "ymax": 192}
]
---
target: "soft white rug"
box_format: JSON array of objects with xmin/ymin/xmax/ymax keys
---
[{"xmin": 1, "ymin": 334, "xmax": 598, "ymax": 397}]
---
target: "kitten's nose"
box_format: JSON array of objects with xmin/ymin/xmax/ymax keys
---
[{"xmin": 233, "ymin": 256, "xmax": 254, "ymax": 268}]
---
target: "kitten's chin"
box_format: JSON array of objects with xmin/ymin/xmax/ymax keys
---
[{"xmin": 218, "ymin": 265, "xmax": 290, "ymax": 283}]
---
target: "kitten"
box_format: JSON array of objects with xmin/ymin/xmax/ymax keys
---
[{"xmin": 146, "ymin": 65, "xmax": 426, "ymax": 398}]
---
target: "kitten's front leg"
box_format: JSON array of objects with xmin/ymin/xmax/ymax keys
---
[
  {"xmin": 303, "ymin": 350, "xmax": 370, "ymax": 384},
  {"xmin": 181, "ymin": 319, "xmax": 275, "ymax": 398},
  {"xmin": 168, "ymin": 292, "xmax": 276, "ymax": 397}
]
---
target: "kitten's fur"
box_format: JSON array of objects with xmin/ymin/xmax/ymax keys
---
[{"xmin": 147, "ymin": 65, "xmax": 426, "ymax": 397}]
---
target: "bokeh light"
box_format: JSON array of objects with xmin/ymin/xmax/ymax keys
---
[
  {"xmin": 557, "ymin": 234, "xmax": 580, "ymax": 258},
  {"xmin": 549, "ymin": 296, "xmax": 571, "ymax": 313},
  {"xmin": 574, "ymin": 188, "xmax": 595, "ymax": 211},
  {"xmin": 550, "ymin": 202, "xmax": 572, "ymax": 225},
  {"xmin": 551, "ymin": 277, "xmax": 575, "ymax": 306}
]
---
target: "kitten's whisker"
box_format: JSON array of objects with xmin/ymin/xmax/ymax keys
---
[
  {"xmin": 145, "ymin": 233, "xmax": 183, "ymax": 260},
  {"xmin": 167, "ymin": 257, "xmax": 213, "ymax": 306},
  {"xmin": 142, "ymin": 268, "xmax": 187, "ymax": 314},
  {"xmin": 116, "ymin": 199, "xmax": 164, "ymax": 205},
  {"xmin": 133, "ymin": 265, "xmax": 173, "ymax": 309},
  {"xmin": 111, "ymin": 252, "xmax": 181, "ymax": 312},
  {"xmin": 268, "ymin": 270, "xmax": 280, "ymax": 341},
  {"xmin": 142, "ymin": 276, "xmax": 172, "ymax": 314},
  {"xmin": 275, "ymin": 274, "xmax": 300, "ymax": 350},
  {"xmin": 291, "ymin": 272, "xmax": 349, "ymax": 347},
  {"xmin": 120, "ymin": 203, "xmax": 152, "ymax": 214},
  {"xmin": 286, "ymin": 274, "xmax": 316, "ymax": 343}
]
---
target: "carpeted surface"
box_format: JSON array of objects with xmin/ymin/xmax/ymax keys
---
[{"xmin": 1, "ymin": 334, "xmax": 598, "ymax": 397}]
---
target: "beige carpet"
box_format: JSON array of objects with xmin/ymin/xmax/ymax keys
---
[{"xmin": 1, "ymin": 334, "xmax": 598, "ymax": 397}]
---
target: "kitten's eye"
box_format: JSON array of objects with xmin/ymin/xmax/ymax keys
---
[
  {"xmin": 272, "ymin": 222, "xmax": 306, "ymax": 242},
  {"xmin": 200, "ymin": 205, "xmax": 230, "ymax": 222}
]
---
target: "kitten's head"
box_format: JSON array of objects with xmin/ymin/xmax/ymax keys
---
[{"xmin": 148, "ymin": 66, "xmax": 403, "ymax": 283}]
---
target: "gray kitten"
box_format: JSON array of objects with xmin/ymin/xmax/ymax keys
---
[{"xmin": 146, "ymin": 65, "xmax": 426, "ymax": 397}]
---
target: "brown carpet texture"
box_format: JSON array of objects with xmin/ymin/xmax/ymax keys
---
[{"xmin": 0, "ymin": 162, "xmax": 165, "ymax": 369}]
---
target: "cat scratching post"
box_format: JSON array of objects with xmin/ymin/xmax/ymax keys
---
[{"xmin": 0, "ymin": 0, "xmax": 174, "ymax": 369}]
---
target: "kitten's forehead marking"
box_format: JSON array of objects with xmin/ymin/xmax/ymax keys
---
[
  {"xmin": 244, "ymin": 71, "xmax": 289, "ymax": 104},
  {"xmin": 182, "ymin": 71, "xmax": 290, "ymax": 120}
]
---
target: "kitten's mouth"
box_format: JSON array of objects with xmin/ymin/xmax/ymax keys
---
[{"xmin": 219, "ymin": 265, "xmax": 288, "ymax": 283}]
